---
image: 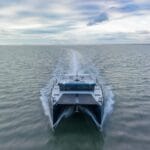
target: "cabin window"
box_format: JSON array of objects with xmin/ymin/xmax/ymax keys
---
[{"xmin": 59, "ymin": 83, "xmax": 95, "ymax": 91}]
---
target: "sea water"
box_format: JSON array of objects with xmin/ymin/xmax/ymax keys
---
[{"xmin": 0, "ymin": 44, "xmax": 150, "ymax": 150}]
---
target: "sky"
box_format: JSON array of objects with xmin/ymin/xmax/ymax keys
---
[{"xmin": 0, "ymin": 0, "xmax": 150, "ymax": 44}]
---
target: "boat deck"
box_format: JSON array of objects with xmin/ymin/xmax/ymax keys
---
[{"xmin": 56, "ymin": 94, "xmax": 99, "ymax": 105}]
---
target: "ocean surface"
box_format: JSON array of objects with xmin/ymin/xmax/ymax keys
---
[{"xmin": 0, "ymin": 44, "xmax": 150, "ymax": 150}]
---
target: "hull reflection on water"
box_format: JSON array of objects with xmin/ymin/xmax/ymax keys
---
[{"xmin": 49, "ymin": 112, "xmax": 104, "ymax": 150}]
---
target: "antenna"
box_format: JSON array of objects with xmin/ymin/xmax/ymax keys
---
[{"xmin": 75, "ymin": 71, "xmax": 79, "ymax": 81}]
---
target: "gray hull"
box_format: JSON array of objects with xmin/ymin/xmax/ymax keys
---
[
  {"xmin": 49, "ymin": 74, "xmax": 104, "ymax": 130},
  {"xmin": 52, "ymin": 103, "xmax": 104, "ymax": 129}
]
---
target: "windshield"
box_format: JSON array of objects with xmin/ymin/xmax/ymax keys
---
[{"xmin": 58, "ymin": 83, "xmax": 95, "ymax": 91}]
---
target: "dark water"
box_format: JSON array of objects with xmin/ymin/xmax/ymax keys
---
[{"xmin": 0, "ymin": 45, "xmax": 150, "ymax": 150}]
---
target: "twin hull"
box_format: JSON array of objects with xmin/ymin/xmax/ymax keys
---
[
  {"xmin": 49, "ymin": 99, "xmax": 104, "ymax": 129},
  {"xmin": 49, "ymin": 74, "xmax": 104, "ymax": 130}
]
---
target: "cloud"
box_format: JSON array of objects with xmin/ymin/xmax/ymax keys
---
[
  {"xmin": 0, "ymin": 0, "xmax": 149, "ymax": 44},
  {"xmin": 111, "ymin": 1, "xmax": 150, "ymax": 13},
  {"xmin": 136, "ymin": 30, "xmax": 150, "ymax": 35},
  {"xmin": 87, "ymin": 12, "xmax": 109, "ymax": 26},
  {"xmin": 118, "ymin": 3, "xmax": 139, "ymax": 12}
]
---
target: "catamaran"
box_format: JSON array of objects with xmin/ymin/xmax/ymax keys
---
[{"xmin": 49, "ymin": 74, "xmax": 104, "ymax": 129}]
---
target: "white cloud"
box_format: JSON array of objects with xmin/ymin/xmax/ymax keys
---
[{"xmin": 0, "ymin": 0, "xmax": 149, "ymax": 44}]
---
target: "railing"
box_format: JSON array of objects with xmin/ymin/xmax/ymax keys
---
[
  {"xmin": 96, "ymin": 78, "xmax": 104, "ymax": 102},
  {"xmin": 49, "ymin": 78, "xmax": 58, "ymax": 101}
]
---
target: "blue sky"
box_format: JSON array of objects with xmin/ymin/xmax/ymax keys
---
[{"xmin": 0, "ymin": 0, "xmax": 149, "ymax": 44}]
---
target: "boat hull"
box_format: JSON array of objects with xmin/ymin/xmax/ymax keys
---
[{"xmin": 51, "ymin": 103, "xmax": 104, "ymax": 129}]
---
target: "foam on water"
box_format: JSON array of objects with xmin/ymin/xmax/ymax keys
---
[
  {"xmin": 69, "ymin": 49, "xmax": 82, "ymax": 74},
  {"xmin": 101, "ymin": 85, "xmax": 114, "ymax": 126},
  {"xmin": 40, "ymin": 79, "xmax": 54, "ymax": 126},
  {"xmin": 40, "ymin": 49, "xmax": 115, "ymax": 129},
  {"xmin": 40, "ymin": 53, "xmax": 68, "ymax": 127},
  {"xmin": 80, "ymin": 53, "xmax": 115, "ymax": 126},
  {"xmin": 71, "ymin": 50, "xmax": 79, "ymax": 74},
  {"xmin": 54, "ymin": 107, "xmax": 74, "ymax": 128},
  {"xmin": 79, "ymin": 106, "xmax": 102, "ymax": 129}
]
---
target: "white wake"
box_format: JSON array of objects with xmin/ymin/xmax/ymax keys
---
[
  {"xmin": 40, "ymin": 79, "xmax": 54, "ymax": 126},
  {"xmin": 40, "ymin": 49, "xmax": 115, "ymax": 129},
  {"xmin": 101, "ymin": 85, "xmax": 114, "ymax": 126}
]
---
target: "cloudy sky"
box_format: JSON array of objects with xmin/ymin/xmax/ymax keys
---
[{"xmin": 0, "ymin": 0, "xmax": 150, "ymax": 44}]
